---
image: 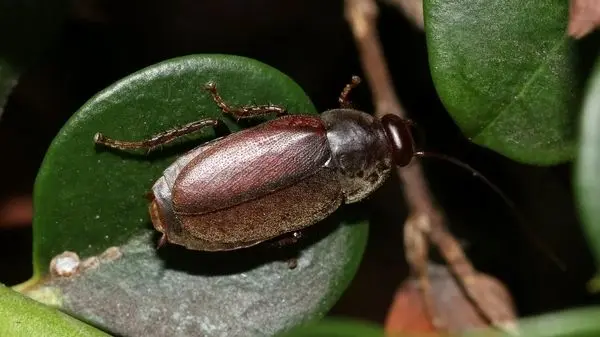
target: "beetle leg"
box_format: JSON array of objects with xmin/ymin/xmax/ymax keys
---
[
  {"xmin": 270, "ymin": 232, "xmax": 302, "ymax": 269},
  {"xmin": 286, "ymin": 258, "xmax": 298, "ymax": 269},
  {"xmin": 204, "ymin": 82, "xmax": 287, "ymax": 120},
  {"xmin": 271, "ymin": 231, "xmax": 303, "ymax": 248},
  {"xmin": 338, "ymin": 75, "xmax": 362, "ymax": 108},
  {"xmin": 94, "ymin": 118, "xmax": 224, "ymax": 152},
  {"xmin": 144, "ymin": 191, "xmax": 155, "ymax": 201}
]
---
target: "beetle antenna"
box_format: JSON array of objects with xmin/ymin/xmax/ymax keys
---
[{"xmin": 414, "ymin": 151, "xmax": 566, "ymax": 271}]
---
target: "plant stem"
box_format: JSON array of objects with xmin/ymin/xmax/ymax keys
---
[
  {"xmin": 344, "ymin": 0, "xmax": 516, "ymax": 333},
  {"xmin": 380, "ymin": 0, "xmax": 424, "ymax": 29}
]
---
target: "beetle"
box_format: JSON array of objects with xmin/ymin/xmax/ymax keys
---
[{"xmin": 92, "ymin": 76, "xmax": 516, "ymax": 254}]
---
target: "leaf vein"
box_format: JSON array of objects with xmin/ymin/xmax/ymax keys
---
[{"xmin": 471, "ymin": 37, "xmax": 567, "ymax": 141}]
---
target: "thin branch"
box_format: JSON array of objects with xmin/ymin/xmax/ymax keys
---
[
  {"xmin": 568, "ymin": 0, "xmax": 600, "ymax": 39},
  {"xmin": 344, "ymin": 0, "xmax": 516, "ymax": 333},
  {"xmin": 344, "ymin": 0, "xmax": 432, "ymax": 213},
  {"xmin": 381, "ymin": 0, "xmax": 424, "ymax": 30}
]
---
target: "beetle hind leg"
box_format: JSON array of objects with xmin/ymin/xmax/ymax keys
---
[
  {"xmin": 94, "ymin": 118, "xmax": 225, "ymax": 152},
  {"xmin": 204, "ymin": 82, "xmax": 288, "ymax": 120}
]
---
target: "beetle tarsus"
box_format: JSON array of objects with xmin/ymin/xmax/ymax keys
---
[
  {"xmin": 93, "ymin": 132, "xmax": 105, "ymax": 144},
  {"xmin": 204, "ymin": 81, "xmax": 288, "ymax": 119},
  {"xmin": 286, "ymin": 258, "xmax": 298, "ymax": 269},
  {"xmin": 338, "ymin": 75, "xmax": 362, "ymax": 108}
]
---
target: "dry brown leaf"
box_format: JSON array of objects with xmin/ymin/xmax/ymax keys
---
[
  {"xmin": 569, "ymin": 0, "xmax": 600, "ymax": 39},
  {"xmin": 0, "ymin": 195, "xmax": 32, "ymax": 228},
  {"xmin": 384, "ymin": 264, "xmax": 517, "ymax": 335}
]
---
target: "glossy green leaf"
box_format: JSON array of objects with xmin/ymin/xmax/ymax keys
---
[
  {"xmin": 575, "ymin": 54, "xmax": 600, "ymax": 271},
  {"xmin": 280, "ymin": 308, "xmax": 600, "ymax": 337},
  {"xmin": 464, "ymin": 307, "xmax": 600, "ymax": 337},
  {"xmin": 0, "ymin": 0, "xmax": 67, "ymax": 117},
  {"xmin": 277, "ymin": 319, "xmax": 386, "ymax": 337},
  {"xmin": 424, "ymin": 0, "xmax": 578, "ymax": 165},
  {"xmin": 29, "ymin": 54, "xmax": 368, "ymax": 336},
  {"xmin": 0, "ymin": 283, "xmax": 110, "ymax": 337}
]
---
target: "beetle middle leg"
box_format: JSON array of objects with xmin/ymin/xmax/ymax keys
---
[
  {"xmin": 338, "ymin": 75, "xmax": 362, "ymax": 108},
  {"xmin": 94, "ymin": 118, "xmax": 224, "ymax": 152},
  {"xmin": 204, "ymin": 82, "xmax": 288, "ymax": 120},
  {"xmin": 271, "ymin": 231, "xmax": 303, "ymax": 269}
]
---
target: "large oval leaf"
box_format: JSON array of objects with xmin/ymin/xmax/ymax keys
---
[
  {"xmin": 278, "ymin": 319, "xmax": 385, "ymax": 337},
  {"xmin": 476, "ymin": 307, "xmax": 600, "ymax": 337},
  {"xmin": 26, "ymin": 54, "xmax": 368, "ymax": 336},
  {"xmin": 575, "ymin": 54, "xmax": 600, "ymax": 271},
  {"xmin": 424, "ymin": 0, "xmax": 578, "ymax": 165}
]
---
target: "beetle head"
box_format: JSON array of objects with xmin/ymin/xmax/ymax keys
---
[{"xmin": 380, "ymin": 114, "xmax": 416, "ymax": 167}]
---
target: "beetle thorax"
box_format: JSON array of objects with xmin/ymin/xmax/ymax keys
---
[{"xmin": 321, "ymin": 109, "xmax": 393, "ymax": 203}]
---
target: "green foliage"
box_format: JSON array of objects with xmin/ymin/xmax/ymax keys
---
[
  {"xmin": 0, "ymin": 284, "xmax": 110, "ymax": 337},
  {"xmin": 424, "ymin": 0, "xmax": 578, "ymax": 165},
  {"xmin": 28, "ymin": 54, "xmax": 368, "ymax": 336},
  {"xmin": 279, "ymin": 308, "xmax": 600, "ymax": 337},
  {"xmin": 575, "ymin": 54, "xmax": 600, "ymax": 280},
  {"xmin": 278, "ymin": 319, "xmax": 386, "ymax": 337},
  {"xmin": 467, "ymin": 308, "xmax": 600, "ymax": 337}
]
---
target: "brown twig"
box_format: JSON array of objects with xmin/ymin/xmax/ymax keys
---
[
  {"xmin": 381, "ymin": 0, "xmax": 424, "ymax": 30},
  {"xmin": 344, "ymin": 0, "xmax": 516, "ymax": 333},
  {"xmin": 568, "ymin": 0, "xmax": 600, "ymax": 39}
]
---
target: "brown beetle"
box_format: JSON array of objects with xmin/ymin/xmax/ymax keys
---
[{"xmin": 93, "ymin": 77, "xmax": 512, "ymax": 253}]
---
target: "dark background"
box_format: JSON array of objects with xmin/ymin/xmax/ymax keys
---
[{"xmin": 0, "ymin": 0, "xmax": 596, "ymax": 325}]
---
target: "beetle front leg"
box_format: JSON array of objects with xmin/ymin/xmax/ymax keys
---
[
  {"xmin": 94, "ymin": 118, "xmax": 225, "ymax": 152},
  {"xmin": 338, "ymin": 75, "xmax": 362, "ymax": 108},
  {"xmin": 204, "ymin": 82, "xmax": 288, "ymax": 120}
]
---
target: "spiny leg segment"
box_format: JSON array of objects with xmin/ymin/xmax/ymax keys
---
[
  {"xmin": 94, "ymin": 118, "xmax": 222, "ymax": 151},
  {"xmin": 339, "ymin": 75, "xmax": 362, "ymax": 108},
  {"xmin": 204, "ymin": 82, "xmax": 287, "ymax": 119}
]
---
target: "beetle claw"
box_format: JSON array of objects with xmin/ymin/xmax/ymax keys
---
[
  {"xmin": 93, "ymin": 132, "xmax": 105, "ymax": 144},
  {"xmin": 286, "ymin": 258, "xmax": 298, "ymax": 269},
  {"xmin": 204, "ymin": 82, "xmax": 216, "ymax": 91}
]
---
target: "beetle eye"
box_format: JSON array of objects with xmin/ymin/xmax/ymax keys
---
[{"xmin": 381, "ymin": 114, "xmax": 414, "ymax": 167}]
